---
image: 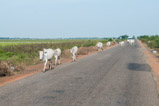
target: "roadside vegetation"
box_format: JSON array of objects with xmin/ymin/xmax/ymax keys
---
[{"xmin": 138, "ymin": 35, "xmax": 159, "ymax": 49}]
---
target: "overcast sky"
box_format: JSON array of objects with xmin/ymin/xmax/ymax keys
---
[{"xmin": 0, "ymin": 0, "xmax": 159, "ymax": 38}]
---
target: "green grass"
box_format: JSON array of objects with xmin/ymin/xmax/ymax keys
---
[{"xmin": 0, "ymin": 39, "xmax": 89, "ymax": 46}]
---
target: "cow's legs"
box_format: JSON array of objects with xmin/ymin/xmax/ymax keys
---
[
  {"xmin": 73, "ymin": 53, "xmax": 75, "ymax": 61},
  {"xmin": 58, "ymin": 56, "xmax": 61, "ymax": 64},
  {"xmin": 55, "ymin": 56, "xmax": 58, "ymax": 65},
  {"xmin": 75, "ymin": 53, "xmax": 77, "ymax": 61},
  {"xmin": 49, "ymin": 60, "xmax": 52, "ymax": 70},
  {"xmin": 43, "ymin": 60, "xmax": 47, "ymax": 72}
]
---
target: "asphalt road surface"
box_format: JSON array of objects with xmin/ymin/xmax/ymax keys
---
[{"xmin": 0, "ymin": 41, "xmax": 159, "ymax": 106}]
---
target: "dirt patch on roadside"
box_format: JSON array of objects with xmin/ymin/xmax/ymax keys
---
[
  {"xmin": 138, "ymin": 40, "xmax": 159, "ymax": 94},
  {"xmin": 0, "ymin": 44, "xmax": 118, "ymax": 86}
]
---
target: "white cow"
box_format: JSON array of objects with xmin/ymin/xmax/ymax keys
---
[
  {"xmin": 107, "ymin": 41, "xmax": 111, "ymax": 47},
  {"xmin": 96, "ymin": 42, "xmax": 103, "ymax": 51},
  {"xmin": 152, "ymin": 50, "xmax": 157, "ymax": 54},
  {"xmin": 70, "ymin": 46, "xmax": 78, "ymax": 62},
  {"xmin": 120, "ymin": 41, "xmax": 125, "ymax": 46},
  {"xmin": 54, "ymin": 48, "xmax": 61, "ymax": 65},
  {"xmin": 129, "ymin": 39, "xmax": 135, "ymax": 46},
  {"xmin": 39, "ymin": 48, "xmax": 54, "ymax": 72}
]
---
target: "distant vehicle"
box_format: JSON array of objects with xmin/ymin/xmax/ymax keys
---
[{"xmin": 127, "ymin": 37, "xmax": 133, "ymax": 42}]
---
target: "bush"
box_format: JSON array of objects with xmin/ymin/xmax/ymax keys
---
[
  {"xmin": 0, "ymin": 50, "xmax": 14, "ymax": 61},
  {"xmin": 0, "ymin": 61, "xmax": 13, "ymax": 77},
  {"xmin": 108, "ymin": 38, "xmax": 113, "ymax": 41},
  {"xmin": 77, "ymin": 47, "xmax": 89, "ymax": 55},
  {"xmin": 139, "ymin": 35, "xmax": 159, "ymax": 49},
  {"xmin": 83, "ymin": 42, "xmax": 95, "ymax": 47},
  {"xmin": 62, "ymin": 49, "xmax": 71, "ymax": 58},
  {"xmin": 101, "ymin": 40, "xmax": 108, "ymax": 44}
]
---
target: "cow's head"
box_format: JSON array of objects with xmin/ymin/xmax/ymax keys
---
[{"xmin": 39, "ymin": 51, "xmax": 44, "ymax": 61}]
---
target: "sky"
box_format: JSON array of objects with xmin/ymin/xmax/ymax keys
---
[{"xmin": 0, "ymin": 0, "xmax": 159, "ymax": 38}]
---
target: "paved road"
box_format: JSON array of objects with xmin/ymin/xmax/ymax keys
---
[{"xmin": 0, "ymin": 41, "xmax": 159, "ymax": 106}]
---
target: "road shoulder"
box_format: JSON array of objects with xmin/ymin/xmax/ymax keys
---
[{"xmin": 138, "ymin": 40, "xmax": 159, "ymax": 95}]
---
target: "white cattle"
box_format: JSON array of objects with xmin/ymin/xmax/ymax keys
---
[
  {"xmin": 152, "ymin": 50, "xmax": 157, "ymax": 54},
  {"xmin": 129, "ymin": 39, "xmax": 135, "ymax": 46},
  {"xmin": 39, "ymin": 48, "xmax": 54, "ymax": 72},
  {"xmin": 148, "ymin": 40, "xmax": 151, "ymax": 44},
  {"xmin": 54, "ymin": 48, "xmax": 61, "ymax": 65},
  {"xmin": 120, "ymin": 41, "xmax": 125, "ymax": 46},
  {"xmin": 70, "ymin": 46, "xmax": 78, "ymax": 62},
  {"xmin": 96, "ymin": 42, "xmax": 103, "ymax": 51},
  {"xmin": 107, "ymin": 41, "xmax": 111, "ymax": 47}
]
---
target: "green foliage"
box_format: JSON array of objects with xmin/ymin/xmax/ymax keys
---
[
  {"xmin": 108, "ymin": 38, "xmax": 113, "ymax": 41},
  {"xmin": 101, "ymin": 40, "xmax": 108, "ymax": 44},
  {"xmin": 138, "ymin": 35, "xmax": 159, "ymax": 48},
  {"xmin": 132, "ymin": 36, "xmax": 135, "ymax": 39},
  {"xmin": 0, "ymin": 50, "xmax": 14, "ymax": 61},
  {"xmin": 119, "ymin": 35, "xmax": 129, "ymax": 39},
  {"xmin": 83, "ymin": 41, "xmax": 96, "ymax": 47}
]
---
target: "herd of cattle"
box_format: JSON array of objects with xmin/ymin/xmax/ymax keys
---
[{"xmin": 39, "ymin": 40, "xmax": 135, "ymax": 72}]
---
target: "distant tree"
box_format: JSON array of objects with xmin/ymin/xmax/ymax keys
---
[
  {"xmin": 108, "ymin": 38, "xmax": 113, "ymax": 41},
  {"xmin": 118, "ymin": 35, "xmax": 129, "ymax": 40}
]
